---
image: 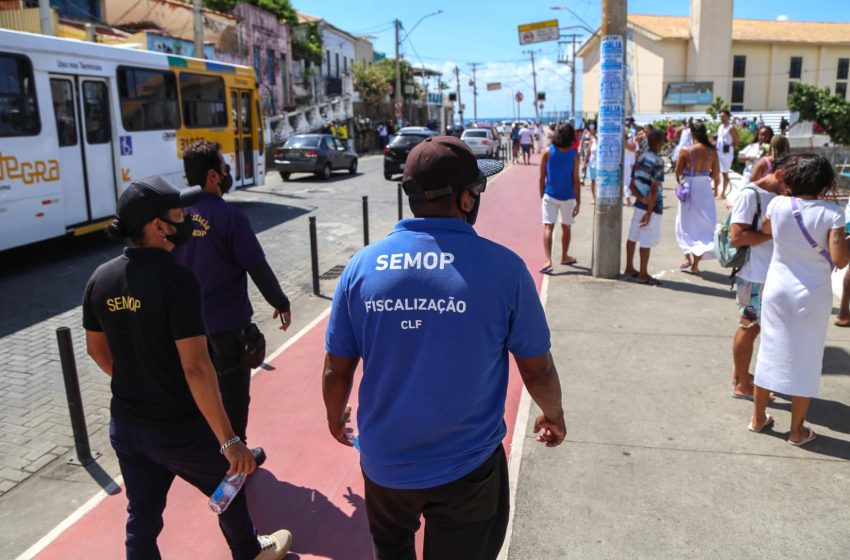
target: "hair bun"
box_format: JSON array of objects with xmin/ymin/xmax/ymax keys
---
[{"xmin": 106, "ymin": 218, "xmax": 129, "ymax": 240}]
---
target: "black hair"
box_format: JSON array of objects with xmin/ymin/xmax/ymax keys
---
[
  {"xmin": 106, "ymin": 212, "xmax": 169, "ymax": 245},
  {"xmin": 585, "ymin": 119, "xmax": 596, "ymax": 128},
  {"xmin": 409, "ymin": 191, "xmax": 460, "ymax": 217},
  {"xmin": 648, "ymin": 128, "xmax": 665, "ymax": 146},
  {"xmin": 758, "ymin": 126, "xmax": 774, "ymax": 141},
  {"xmin": 552, "ymin": 123, "xmax": 575, "ymax": 148},
  {"xmin": 780, "ymin": 153, "xmax": 836, "ymax": 197},
  {"xmin": 720, "ymin": 109, "xmax": 731, "ymax": 117},
  {"xmin": 691, "ymin": 123, "xmax": 712, "ymax": 149},
  {"xmin": 183, "ymin": 140, "xmax": 222, "ymax": 187}
]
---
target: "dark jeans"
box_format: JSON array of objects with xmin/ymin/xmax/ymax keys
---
[
  {"xmin": 363, "ymin": 444, "xmax": 509, "ymax": 560},
  {"xmin": 209, "ymin": 331, "xmax": 251, "ymax": 443},
  {"xmin": 109, "ymin": 418, "xmax": 260, "ymax": 560}
]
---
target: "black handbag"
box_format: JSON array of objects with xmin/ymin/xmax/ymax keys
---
[{"xmin": 238, "ymin": 323, "xmax": 266, "ymax": 370}]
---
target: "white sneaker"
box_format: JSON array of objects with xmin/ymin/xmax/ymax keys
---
[{"xmin": 255, "ymin": 529, "xmax": 292, "ymax": 560}]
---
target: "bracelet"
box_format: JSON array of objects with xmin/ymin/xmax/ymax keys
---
[{"xmin": 220, "ymin": 436, "xmax": 241, "ymax": 454}]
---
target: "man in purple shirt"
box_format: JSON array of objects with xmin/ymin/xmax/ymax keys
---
[{"xmin": 174, "ymin": 141, "xmax": 292, "ymax": 466}]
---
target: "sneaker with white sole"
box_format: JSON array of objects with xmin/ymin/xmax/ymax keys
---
[{"xmin": 255, "ymin": 529, "xmax": 292, "ymax": 560}]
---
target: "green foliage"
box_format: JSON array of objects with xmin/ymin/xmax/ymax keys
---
[
  {"xmin": 292, "ymin": 22, "xmax": 323, "ymax": 65},
  {"xmin": 705, "ymin": 96, "xmax": 730, "ymax": 120},
  {"xmin": 196, "ymin": 0, "xmax": 296, "ymax": 23},
  {"xmin": 374, "ymin": 59, "xmax": 421, "ymax": 98},
  {"xmin": 788, "ymin": 82, "xmax": 850, "ymax": 145},
  {"xmin": 352, "ymin": 61, "xmax": 389, "ymax": 105}
]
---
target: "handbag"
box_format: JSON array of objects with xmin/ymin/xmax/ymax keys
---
[
  {"xmin": 716, "ymin": 185, "xmax": 761, "ymax": 270},
  {"xmin": 675, "ymin": 149, "xmax": 695, "ymax": 202},
  {"xmin": 790, "ymin": 197, "xmax": 834, "ymax": 268},
  {"xmin": 237, "ymin": 323, "xmax": 267, "ymax": 370}
]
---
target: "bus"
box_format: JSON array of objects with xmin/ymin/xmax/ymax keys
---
[{"xmin": 0, "ymin": 29, "xmax": 265, "ymax": 251}]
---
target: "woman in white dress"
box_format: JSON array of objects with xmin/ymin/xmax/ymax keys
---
[
  {"xmin": 674, "ymin": 123, "xmax": 719, "ymax": 274},
  {"xmin": 715, "ymin": 110, "xmax": 739, "ymax": 199},
  {"xmin": 750, "ymin": 154, "xmax": 850, "ymax": 445},
  {"xmin": 737, "ymin": 126, "xmax": 773, "ymax": 185},
  {"xmin": 672, "ymin": 118, "xmax": 693, "ymax": 164}
]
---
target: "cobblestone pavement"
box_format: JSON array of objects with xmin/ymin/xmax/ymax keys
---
[{"xmin": 0, "ymin": 155, "xmax": 411, "ymax": 497}]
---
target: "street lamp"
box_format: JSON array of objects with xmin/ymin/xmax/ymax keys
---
[
  {"xmin": 396, "ymin": 10, "xmax": 443, "ymax": 126},
  {"xmin": 401, "ymin": 10, "xmax": 443, "ymax": 43},
  {"xmin": 550, "ymin": 5, "xmax": 596, "ymax": 34}
]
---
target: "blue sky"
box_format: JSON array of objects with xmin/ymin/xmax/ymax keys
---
[{"xmin": 296, "ymin": 0, "xmax": 849, "ymax": 119}]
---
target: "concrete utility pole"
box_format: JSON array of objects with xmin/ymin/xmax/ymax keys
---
[
  {"xmin": 454, "ymin": 66, "xmax": 463, "ymax": 125},
  {"xmin": 193, "ymin": 0, "xmax": 204, "ymax": 59},
  {"xmin": 395, "ymin": 19, "xmax": 402, "ymax": 123},
  {"xmin": 523, "ymin": 50, "xmax": 541, "ymax": 122},
  {"xmin": 39, "ymin": 0, "xmax": 53, "ymax": 36},
  {"xmin": 469, "ymin": 63, "xmax": 480, "ymax": 122},
  {"xmin": 592, "ymin": 0, "xmax": 627, "ymax": 278}
]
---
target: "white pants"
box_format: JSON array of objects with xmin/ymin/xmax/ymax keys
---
[
  {"xmin": 628, "ymin": 208, "xmax": 662, "ymax": 248},
  {"xmin": 542, "ymin": 195, "xmax": 577, "ymax": 225},
  {"xmin": 718, "ymin": 149, "xmax": 734, "ymax": 173}
]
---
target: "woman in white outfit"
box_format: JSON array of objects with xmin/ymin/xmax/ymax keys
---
[
  {"xmin": 715, "ymin": 110, "xmax": 739, "ymax": 199},
  {"xmin": 737, "ymin": 126, "xmax": 773, "ymax": 185},
  {"xmin": 674, "ymin": 123, "xmax": 719, "ymax": 274},
  {"xmin": 750, "ymin": 154, "xmax": 850, "ymax": 445},
  {"xmin": 672, "ymin": 118, "xmax": 693, "ymax": 164}
]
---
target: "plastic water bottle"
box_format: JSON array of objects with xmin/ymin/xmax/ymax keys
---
[
  {"xmin": 347, "ymin": 432, "xmax": 361, "ymax": 451},
  {"xmin": 209, "ymin": 473, "xmax": 246, "ymax": 514}
]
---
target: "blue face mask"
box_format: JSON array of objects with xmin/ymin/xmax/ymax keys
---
[{"xmin": 588, "ymin": 124, "xmax": 596, "ymax": 130}]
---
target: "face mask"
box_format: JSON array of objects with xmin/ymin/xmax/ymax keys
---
[
  {"xmin": 162, "ymin": 218, "xmax": 194, "ymax": 246},
  {"xmin": 462, "ymin": 192, "xmax": 482, "ymax": 226},
  {"xmin": 589, "ymin": 124, "xmax": 596, "ymax": 130},
  {"xmin": 218, "ymin": 168, "xmax": 233, "ymax": 194}
]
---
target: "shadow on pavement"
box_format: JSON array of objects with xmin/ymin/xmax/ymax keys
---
[
  {"xmin": 280, "ymin": 172, "xmax": 361, "ymax": 184},
  {"xmin": 655, "ymin": 277, "xmax": 735, "ymax": 299},
  {"xmin": 769, "ymin": 396, "xmax": 850, "ymax": 437},
  {"xmin": 85, "ymin": 460, "xmax": 122, "ymax": 495},
  {"xmin": 823, "ymin": 346, "xmax": 850, "ymax": 375},
  {"xmin": 246, "ymin": 470, "xmax": 372, "ymax": 560},
  {"xmin": 228, "ymin": 201, "xmax": 310, "ymax": 235}
]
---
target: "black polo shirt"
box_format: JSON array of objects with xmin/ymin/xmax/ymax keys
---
[{"xmin": 82, "ymin": 247, "xmax": 207, "ymax": 425}]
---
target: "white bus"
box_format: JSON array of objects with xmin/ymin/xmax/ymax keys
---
[{"xmin": 0, "ymin": 29, "xmax": 265, "ymax": 251}]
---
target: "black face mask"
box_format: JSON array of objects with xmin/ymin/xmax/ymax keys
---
[
  {"xmin": 462, "ymin": 192, "xmax": 482, "ymax": 226},
  {"xmin": 219, "ymin": 166, "xmax": 233, "ymax": 194},
  {"xmin": 162, "ymin": 218, "xmax": 194, "ymax": 246}
]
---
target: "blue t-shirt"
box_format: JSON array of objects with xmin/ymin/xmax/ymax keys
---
[
  {"xmin": 632, "ymin": 151, "xmax": 665, "ymax": 215},
  {"xmin": 544, "ymin": 145, "xmax": 576, "ymax": 201},
  {"xmin": 173, "ymin": 192, "xmax": 266, "ymax": 334},
  {"xmin": 326, "ymin": 218, "xmax": 551, "ymax": 490}
]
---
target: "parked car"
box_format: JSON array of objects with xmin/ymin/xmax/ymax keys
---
[
  {"xmin": 274, "ymin": 134, "xmax": 358, "ymax": 181},
  {"xmin": 460, "ymin": 128, "xmax": 497, "ymax": 158},
  {"xmin": 384, "ymin": 128, "xmax": 437, "ymax": 180}
]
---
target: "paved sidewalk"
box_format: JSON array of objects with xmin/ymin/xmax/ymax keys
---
[{"xmin": 507, "ymin": 183, "xmax": 850, "ymax": 559}]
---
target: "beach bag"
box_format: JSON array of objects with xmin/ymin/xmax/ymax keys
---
[
  {"xmin": 675, "ymin": 182, "xmax": 690, "ymax": 202},
  {"xmin": 716, "ymin": 185, "xmax": 761, "ymax": 272}
]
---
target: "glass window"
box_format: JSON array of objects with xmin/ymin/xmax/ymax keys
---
[
  {"xmin": 733, "ymin": 55, "xmax": 746, "ymax": 78},
  {"xmin": 837, "ymin": 82, "xmax": 847, "ymax": 99},
  {"xmin": 256, "ymin": 99, "xmax": 263, "ymax": 152},
  {"xmin": 731, "ymin": 80, "xmax": 745, "ymax": 104},
  {"xmin": 343, "ymin": 56, "xmax": 347, "ymax": 75},
  {"xmin": 838, "ymin": 58, "xmax": 849, "ymax": 81},
  {"xmin": 335, "ymin": 53, "xmax": 340, "ymax": 78},
  {"xmin": 789, "ymin": 56, "xmax": 803, "ymax": 79},
  {"xmin": 50, "ymin": 79, "xmax": 77, "ymax": 147},
  {"xmin": 82, "ymin": 81, "xmax": 111, "ymax": 144},
  {"xmin": 117, "ymin": 67, "xmax": 179, "ymax": 131},
  {"xmin": 326, "ymin": 50, "xmax": 331, "ymax": 76},
  {"xmin": 180, "ymin": 73, "xmax": 226, "ymax": 128},
  {"xmin": 267, "ymin": 49, "xmax": 275, "ymax": 85},
  {"xmin": 253, "ymin": 46, "xmax": 261, "ymax": 77},
  {"xmin": 284, "ymin": 135, "xmax": 320, "ymax": 148},
  {"xmin": 390, "ymin": 134, "xmax": 430, "ymax": 148},
  {"xmin": 730, "ymin": 104, "xmax": 744, "ymax": 112},
  {"xmin": 0, "ymin": 53, "xmax": 40, "ymax": 137},
  {"xmin": 464, "ymin": 130, "xmax": 488, "ymax": 138}
]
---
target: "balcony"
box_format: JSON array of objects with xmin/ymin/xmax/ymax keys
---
[{"xmin": 324, "ymin": 77, "xmax": 342, "ymax": 97}]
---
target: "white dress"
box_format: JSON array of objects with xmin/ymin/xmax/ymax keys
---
[
  {"xmin": 755, "ymin": 197, "xmax": 844, "ymax": 398},
  {"xmin": 716, "ymin": 123, "xmax": 734, "ymax": 173},
  {"xmin": 675, "ymin": 149, "xmax": 716, "ymax": 259},
  {"xmin": 672, "ymin": 127, "xmax": 692, "ymax": 163}
]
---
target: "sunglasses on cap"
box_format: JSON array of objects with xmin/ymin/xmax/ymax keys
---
[{"xmin": 403, "ymin": 175, "xmax": 487, "ymax": 202}]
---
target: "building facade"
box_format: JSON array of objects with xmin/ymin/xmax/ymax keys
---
[
  {"xmin": 579, "ymin": 0, "xmax": 850, "ymax": 114},
  {"xmin": 296, "ymin": 13, "xmax": 355, "ymax": 101}
]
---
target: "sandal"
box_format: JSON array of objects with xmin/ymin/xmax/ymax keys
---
[
  {"xmin": 788, "ymin": 427, "xmax": 816, "ymax": 447},
  {"xmin": 748, "ymin": 414, "xmax": 774, "ymax": 433}
]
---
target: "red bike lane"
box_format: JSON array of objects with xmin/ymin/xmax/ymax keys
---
[{"xmin": 34, "ymin": 158, "xmax": 545, "ymax": 560}]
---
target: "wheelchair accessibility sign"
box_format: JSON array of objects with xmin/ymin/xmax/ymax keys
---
[{"xmin": 120, "ymin": 136, "xmax": 133, "ymax": 156}]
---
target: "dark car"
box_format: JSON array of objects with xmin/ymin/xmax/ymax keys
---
[
  {"xmin": 274, "ymin": 134, "xmax": 358, "ymax": 181},
  {"xmin": 383, "ymin": 127, "xmax": 437, "ymax": 180}
]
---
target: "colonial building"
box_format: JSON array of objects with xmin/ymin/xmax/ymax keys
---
[
  {"xmin": 295, "ymin": 13, "xmax": 356, "ymax": 102},
  {"xmin": 579, "ymin": 0, "xmax": 850, "ymax": 114}
]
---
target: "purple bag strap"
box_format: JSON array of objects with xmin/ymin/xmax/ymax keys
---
[{"xmin": 790, "ymin": 197, "xmax": 834, "ymax": 268}]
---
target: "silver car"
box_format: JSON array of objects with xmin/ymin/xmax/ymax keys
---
[{"xmin": 461, "ymin": 128, "xmax": 497, "ymax": 158}]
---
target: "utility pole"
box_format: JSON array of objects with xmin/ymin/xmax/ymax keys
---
[
  {"xmin": 39, "ymin": 0, "xmax": 53, "ymax": 36},
  {"xmin": 193, "ymin": 0, "xmax": 204, "ymax": 59},
  {"xmin": 395, "ymin": 19, "xmax": 402, "ymax": 125},
  {"xmin": 469, "ymin": 63, "xmax": 480, "ymax": 122},
  {"xmin": 523, "ymin": 50, "xmax": 541, "ymax": 122},
  {"xmin": 454, "ymin": 66, "xmax": 463, "ymax": 126},
  {"xmin": 558, "ymin": 35, "xmax": 581, "ymax": 118},
  {"xmin": 592, "ymin": 0, "xmax": 626, "ymax": 278}
]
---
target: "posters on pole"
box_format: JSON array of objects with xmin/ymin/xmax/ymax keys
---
[{"xmin": 596, "ymin": 35, "xmax": 625, "ymax": 206}]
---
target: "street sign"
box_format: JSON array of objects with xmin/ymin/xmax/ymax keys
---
[
  {"xmin": 537, "ymin": 92, "xmax": 546, "ymax": 101},
  {"xmin": 486, "ymin": 82, "xmax": 502, "ymax": 91},
  {"xmin": 518, "ymin": 19, "xmax": 560, "ymax": 45},
  {"xmin": 515, "ymin": 91, "xmax": 524, "ymax": 102}
]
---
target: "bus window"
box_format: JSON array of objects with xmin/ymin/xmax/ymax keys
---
[
  {"xmin": 0, "ymin": 53, "xmax": 40, "ymax": 137},
  {"xmin": 82, "ymin": 81, "xmax": 111, "ymax": 144},
  {"xmin": 180, "ymin": 73, "xmax": 227, "ymax": 128},
  {"xmin": 50, "ymin": 79, "xmax": 77, "ymax": 147},
  {"xmin": 255, "ymin": 99, "xmax": 263, "ymax": 153},
  {"xmin": 117, "ymin": 67, "xmax": 179, "ymax": 131}
]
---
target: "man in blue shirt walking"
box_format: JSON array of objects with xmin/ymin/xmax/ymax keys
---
[
  {"xmin": 323, "ymin": 136, "xmax": 566, "ymax": 560},
  {"xmin": 538, "ymin": 123, "xmax": 581, "ymax": 273}
]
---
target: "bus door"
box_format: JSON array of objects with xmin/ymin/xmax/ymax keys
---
[
  {"xmin": 78, "ymin": 78, "xmax": 116, "ymax": 220},
  {"xmin": 231, "ymin": 88, "xmax": 254, "ymax": 187},
  {"xmin": 48, "ymin": 76, "xmax": 87, "ymax": 226}
]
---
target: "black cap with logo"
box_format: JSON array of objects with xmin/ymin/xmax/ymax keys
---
[
  {"xmin": 402, "ymin": 136, "xmax": 504, "ymax": 201},
  {"xmin": 114, "ymin": 176, "xmax": 202, "ymax": 234}
]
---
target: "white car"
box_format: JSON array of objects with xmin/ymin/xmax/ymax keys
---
[{"xmin": 461, "ymin": 128, "xmax": 497, "ymax": 157}]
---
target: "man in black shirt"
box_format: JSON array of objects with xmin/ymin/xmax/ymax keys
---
[{"xmin": 83, "ymin": 176, "xmax": 291, "ymax": 560}]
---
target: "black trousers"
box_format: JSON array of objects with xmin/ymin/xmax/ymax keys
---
[
  {"xmin": 363, "ymin": 445, "xmax": 510, "ymax": 560},
  {"xmin": 209, "ymin": 331, "xmax": 251, "ymax": 443},
  {"xmin": 109, "ymin": 418, "xmax": 260, "ymax": 560}
]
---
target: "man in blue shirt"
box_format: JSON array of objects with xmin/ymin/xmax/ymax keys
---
[
  {"xmin": 538, "ymin": 123, "xmax": 581, "ymax": 273},
  {"xmin": 624, "ymin": 128, "xmax": 665, "ymax": 285},
  {"xmin": 174, "ymin": 141, "xmax": 292, "ymax": 467},
  {"xmin": 323, "ymin": 136, "xmax": 566, "ymax": 560}
]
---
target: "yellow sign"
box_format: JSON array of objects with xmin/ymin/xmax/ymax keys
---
[
  {"xmin": 518, "ymin": 19, "xmax": 560, "ymax": 45},
  {"xmin": 0, "ymin": 152, "xmax": 60, "ymax": 185},
  {"xmin": 518, "ymin": 19, "xmax": 559, "ymax": 32}
]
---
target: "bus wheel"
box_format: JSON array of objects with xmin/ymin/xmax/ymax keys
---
[
  {"xmin": 281, "ymin": 172, "xmax": 291, "ymax": 181},
  {"xmin": 319, "ymin": 163, "xmax": 332, "ymax": 180}
]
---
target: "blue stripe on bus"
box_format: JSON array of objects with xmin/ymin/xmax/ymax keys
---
[{"xmin": 205, "ymin": 62, "xmax": 235, "ymax": 74}]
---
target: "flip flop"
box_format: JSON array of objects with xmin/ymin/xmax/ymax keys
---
[
  {"xmin": 560, "ymin": 258, "xmax": 578, "ymax": 266},
  {"xmin": 834, "ymin": 320, "xmax": 850, "ymax": 328},
  {"xmin": 748, "ymin": 414, "xmax": 775, "ymax": 433},
  {"xmin": 636, "ymin": 277, "xmax": 662, "ymax": 286},
  {"xmin": 788, "ymin": 427, "xmax": 817, "ymax": 447},
  {"xmin": 539, "ymin": 266, "xmax": 553, "ymax": 274},
  {"xmin": 624, "ymin": 271, "xmax": 639, "ymax": 278},
  {"xmin": 731, "ymin": 392, "xmax": 776, "ymax": 402},
  {"xmin": 679, "ymin": 262, "xmax": 692, "ymax": 271}
]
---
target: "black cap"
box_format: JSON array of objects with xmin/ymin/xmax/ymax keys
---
[
  {"xmin": 402, "ymin": 136, "xmax": 503, "ymax": 200},
  {"xmin": 115, "ymin": 176, "xmax": 202, "ymax": 233}
]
